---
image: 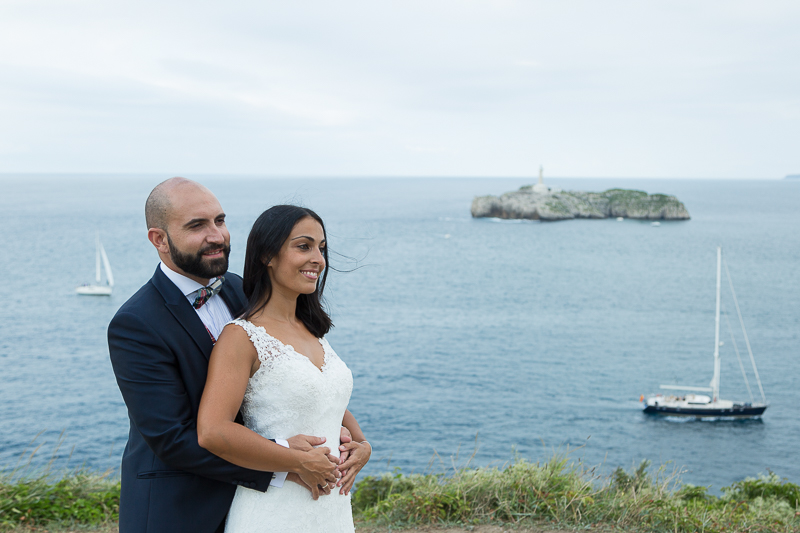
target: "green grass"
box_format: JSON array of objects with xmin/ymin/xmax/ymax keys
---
[
  {"xmin": 3, "ymin": 451, "xmax": 798, "ymax": 532},
  {"xmin": 1, "ymin": 435, "xmax": 120, "ymax": 531},
  {"xmin": 0, "ymin": 469, "xmax": 119, "ymax": 531},
  {"xmin": 353, "ymin": 456, "xmax": 800, "ymax": 532}
]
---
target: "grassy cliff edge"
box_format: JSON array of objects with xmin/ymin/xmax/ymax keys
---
[{"xmin": 3, "ymin": 455, "xmax": 799, "ymax": 532}]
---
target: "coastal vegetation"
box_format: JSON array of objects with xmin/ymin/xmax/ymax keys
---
[
  {"xmin": 352, "ymin": 456, "xmax": 800, "ymax": 532},
  {"xmin": 0, "ymin": 468, "xmax": 119, "ymax": 530},
  {"xmin": 3, "ymin": 454, "xmax": 799, "ymax": 532}
]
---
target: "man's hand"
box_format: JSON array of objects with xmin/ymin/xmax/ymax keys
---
[
  {"xmin": 336, "ymin": 441, "xmax": 371, "ymax": 495},
  {"xmin": 286, "ymin": 472, "xmax": 331, "ymax": 497},
  {"xmin": 287, "ymin": 434, "xmax": 326, "ymax": 452},
  {"xmin": 295, "ymin": 447, "xmax": 339, "ymax": 500},
  {"xmin": 287, "ymin": 433, "xmax": 339, "ymax": 471},
  {"xmin": 286, "ymin": 433, "xmax": 341, "ymax": 499}
]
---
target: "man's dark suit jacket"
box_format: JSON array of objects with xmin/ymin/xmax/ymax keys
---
[{"xmin": 108, "ymin": 267, "xmax": 274, "ymax": 533}]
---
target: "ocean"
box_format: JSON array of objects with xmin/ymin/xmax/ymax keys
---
[{"xmin": 1, "ymin": 175, "xmax": 798, "ymax": 492}]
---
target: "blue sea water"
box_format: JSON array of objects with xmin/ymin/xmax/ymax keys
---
[{"xmin": 1, "ymin": 175, "xmax": 798, "ymax": 492}]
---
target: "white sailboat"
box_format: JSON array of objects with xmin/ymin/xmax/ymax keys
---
[
  {"xmin": 643, "ymin": 247, "xmax": 768, "ymax": 418},
  {"xmin": 76, "ymin": 234, "xmax": 114, "ymax": 296}
]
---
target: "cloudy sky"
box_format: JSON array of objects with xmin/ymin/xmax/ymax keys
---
[{"xmin": 1, "ymin": 0, "xmax": 798, "ymax": 177}]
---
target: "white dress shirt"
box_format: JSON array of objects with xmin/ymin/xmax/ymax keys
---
[{"xmin": 159, "ymin": 262, "xmax": 289, "ymax": 487}]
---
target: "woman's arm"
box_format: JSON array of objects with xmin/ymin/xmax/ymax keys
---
[
  {"xmin": 197, "ymin": 325, "xmax": 339, "ymax": 497},
  {"xmin": 342, "ymin": 409, "xmax": 365, "ymax": 442},
  {"xmin": 336, "ymin": 409, "xmax": 371, "ymax": 495}
]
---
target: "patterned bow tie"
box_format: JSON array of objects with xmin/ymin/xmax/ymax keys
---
[{"xmin": 191, "ymin": 277, "xmax": 225, "ymax": 309}]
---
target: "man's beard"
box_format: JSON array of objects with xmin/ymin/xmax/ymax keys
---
[{"xmin": 167, "ymin": 234, "xmax": 230, "ymax": 279}]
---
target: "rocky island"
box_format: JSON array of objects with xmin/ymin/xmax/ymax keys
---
[{"xmin": 471, "ymin": 171, "xmax": 690, "ymax": 221}]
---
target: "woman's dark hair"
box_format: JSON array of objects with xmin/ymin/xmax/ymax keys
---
[{"xmin": 241, "ymin": 205, "xmax": 332, "ymax": 337}]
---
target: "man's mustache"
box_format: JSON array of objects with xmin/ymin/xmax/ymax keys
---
[{"xmin": 198, "ymin": 244, "xmax": 230, "ymax": 256}]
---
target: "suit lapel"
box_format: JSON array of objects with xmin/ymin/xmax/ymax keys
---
[
  {"xmin": 151, "ymin": 267, "xmax": 215, "ymax": 359},
  {"xmin": 219, "ymin": 281, "xmax": 247, "ymax": 319}
]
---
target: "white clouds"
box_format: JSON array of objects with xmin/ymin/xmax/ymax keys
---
[{"xmin": 0, "ymin": 0, "xmax": 798, "ymax": 176}]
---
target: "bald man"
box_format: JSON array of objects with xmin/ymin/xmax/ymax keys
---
[{"xmin": 108, "ymin": 179, "xmax": 342, "ymax": 533}]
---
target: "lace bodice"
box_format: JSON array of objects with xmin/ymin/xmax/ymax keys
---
[{"xmin": 228, "ymin": 319, "xmax": 353, "ymax": 452}]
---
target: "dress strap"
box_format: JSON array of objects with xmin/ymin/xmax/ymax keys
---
[
  {"xmin": 227, "ymin": 319, "xmax": 285, "ymax": 369},
  {"xmin": 228, "ymin": 318, "xmax": 260, "ymax": 338}
]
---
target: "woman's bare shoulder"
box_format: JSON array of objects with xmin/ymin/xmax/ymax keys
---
[{"xmin": 213, "ymin": 322, "xmax": 258, "ymax": 356}]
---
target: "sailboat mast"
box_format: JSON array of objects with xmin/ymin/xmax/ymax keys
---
[{"xmin": 712, "ymin": 246, "xmax": 722, "ymax": 402}]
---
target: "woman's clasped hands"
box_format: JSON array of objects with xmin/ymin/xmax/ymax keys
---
[
  {"xmin": 336, "ymin": 440, "xmax": 371, "ymax": 495},
  {"xmin": 285, "ymin": 433, "xmax": 371, "ymax": 498}
]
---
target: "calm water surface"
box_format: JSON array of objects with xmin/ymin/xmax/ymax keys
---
[{"xmin": 1, "ymin": 175, "xmax": 798, "ymax": 491}]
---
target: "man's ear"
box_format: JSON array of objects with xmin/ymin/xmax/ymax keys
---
[{"xmin": 148, "ymin": 228, "xmax": 170, "ymax": 254}]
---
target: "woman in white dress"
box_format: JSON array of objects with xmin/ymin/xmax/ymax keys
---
[{"xmin": 197, "ymin": 205, "xmax": 371, "ymax": 532}]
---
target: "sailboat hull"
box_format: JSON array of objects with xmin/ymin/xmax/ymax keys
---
[
  {"xmin": 76, "ymin": 285, "xmax": 112, "ymax": 296},
  {"xmin": 643, "ymin": 403, "xmax": 767, "ymax": 418}
]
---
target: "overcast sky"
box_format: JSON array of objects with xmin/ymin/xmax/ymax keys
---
[{"xmin": 1, "ymin": 0, "xmax": 798, "ymax": 178}]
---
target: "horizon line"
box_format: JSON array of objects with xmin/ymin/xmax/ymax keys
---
[{"xmin": 0, "ymin": 172, "xmax": 793, "ymax": 180}]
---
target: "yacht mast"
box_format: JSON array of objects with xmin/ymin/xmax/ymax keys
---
[{"xmin": 711, "ymin": 246, "xmax": 722, "ymax": 402}]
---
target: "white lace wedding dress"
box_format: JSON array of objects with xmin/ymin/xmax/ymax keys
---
[{"xmin": 224, "ymin": 319, "xmax": 355, "ymax": 533}]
